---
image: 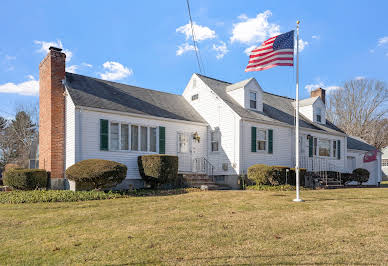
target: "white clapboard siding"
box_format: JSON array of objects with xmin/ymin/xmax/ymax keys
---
[
  {"xmin": 182, "ymin": 74, "xmax": 241, "ymax": 175},
  {"xmin": 65, "ymin": 93, "xmax": 76, "ymax": 169},
  {"xmin": 241, "ymin": 121, "xmax": 292, "ymax": 172},
  {"xmin": 347, "ymin": 150, "xmax": 381, "ymax": 185},
  {"xmin": 68, "ymin": 107, "xmax": 207, "ymax": 179}
]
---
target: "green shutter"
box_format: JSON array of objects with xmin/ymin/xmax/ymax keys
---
[
  {"xmin": 268, "ymin": 129, "xmax": 273, "ymax": 154},
  {"xmin": 308, "ymin": 136, "xmax": 313, "ymax": 157},
  {"xmin": 337, "ymin": 140, "xmax": 341, "ymax": 160},
  {"xmin": 100, "ymin": 119, "xmax": 109, "ymax": 151},
  {"xmin": 251, "ymin": 126, "xmax": 256, "ymax": 152},
  {"xmin": 159, "ymin": 126, "xmax": 165, "ymax": 154}
]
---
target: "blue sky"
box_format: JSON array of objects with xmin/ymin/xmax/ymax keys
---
[{"xmin": 1, "ymin": 0, "xmax": 387, "ymax": 118}]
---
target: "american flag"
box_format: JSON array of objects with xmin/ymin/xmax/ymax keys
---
[{"xmin": 245, "ymin": 30, "xmax": 294, "ymax": 72}]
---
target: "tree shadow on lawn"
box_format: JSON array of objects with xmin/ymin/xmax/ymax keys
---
[{"xmin": 111, "ymin": 188, "xmax": 200, "ymax": 198}]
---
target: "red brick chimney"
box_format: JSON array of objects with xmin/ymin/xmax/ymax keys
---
[
  {"xmin": 310, "ymin": 87, "xmax": 326, "ymax": 104},
  {"xmin": 39, "ymin": 47, "xmax": 66, "ymax": 189}
]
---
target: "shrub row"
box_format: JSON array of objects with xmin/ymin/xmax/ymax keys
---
[
  {"xmin": 3, "ymin": 169, "xmax": 48, "ymax": 190},
  {"xmin": 247, "ymin": 164, "xmax": 306, "ymax": 186},
  {"xmin": 138, "ymin": 155, "xmax": 179, "ymax": 188},
  {"xmin": 342, "ymin": 168, "xmax": 370, "ymax": 185}
]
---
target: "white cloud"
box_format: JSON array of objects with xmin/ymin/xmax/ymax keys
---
[
  {"xmin": 244, "ymin": 45, "xmax": 257, "ymax": 56},
  {"xmin": 378, "ymin": 36, "xmax": 388, "ymax": 46},
  {"xmin": 176, "ymin": 43, "xmax": 196, "ymax": 56},
  {"xmin": 100, "ymin": 61, "xmax": 133, "ymax": 81},
  {"xmin": 355, "ymin": 76, "xmax": 365, "ymax": 80},
  {"xmin": 305, "ymin": 81, "xmax": 341, "ymax": 93},
  {"xmin": 5, "ymin": 55, "xmax": 16, "ymax": 60},
  {"xmin": 66, "ymin": 65, "xmax": 78, "ymax": 73},
  {"xmin": 230, "ymin": 10, "xmax": 280, "ymax": 45},
  {"xmin": 212, "ymin": 41, "xmax": 228, "ymax": 59},
  {"xmin": 82, "ymin": 62, "xmax": 93, "ymax": 68},
  {"xmin": 298, "ymin": 39, "xmax": 309, "ymax": 52},
  {"xmin": 34, "ymin": 40, "xmax": 73, "ymax": 62},
  {"xmin": 176, "ymin": 22, "xmax": 216, "ymax": 42},
  {"xmin": 312, "ymin": 35, "xmax": 320, "ymax": 40},
  {"xmin": 370, "ymin": 49, "xmax": 375, "ymax": 53},
  {"xmin": 0, "ymin": 75, "xmax": 39, "ymax": 96}
]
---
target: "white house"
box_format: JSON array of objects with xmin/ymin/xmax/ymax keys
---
[{"xmin": 39, "ymin": 47, "xmax": 382, "ymax": 189}]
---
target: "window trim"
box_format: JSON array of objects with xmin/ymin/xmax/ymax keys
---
[
  {"xmin": 249, "ymin": 91, "xmax": 257, "ymax": 109},
  {"xmin": 102, "ymin": 119, "xmax": 159, "ymax": 153},
  {"xmin": 256, "ymin": 129, "xmax": 267, "ymax": 152},
  {"xmin": 316, "ymin": 108, "xmax": 322, "ymax": 123},
  {"xmin": 177, "ymin": 132, "xmax": 190, "ymax": 153},
  {"xmin": 191, "ymin": 94, "xmax": 199, "ymax": 101},
  {"xmin": 210, "ymin": 129, "xmax": 220, "ymax": 152}
]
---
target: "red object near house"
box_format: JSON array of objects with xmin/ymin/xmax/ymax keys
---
[{"xmin": 363, "ymin": 150, "xmax": 377, "ymax": 163}]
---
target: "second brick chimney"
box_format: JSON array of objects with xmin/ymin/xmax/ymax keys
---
[
  {"xmin": 310, "ymin": 87, "xmax": 326, "ymax": 104},
  {"xmin": 39, "ymin": 47, "xmax": 66, "ymax": 189}
]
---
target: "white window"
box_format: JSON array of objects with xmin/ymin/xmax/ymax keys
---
[
  {"xmin": 316, "ymin": 108, "xmax": 322, "ymax": 123},
  {"xmin": 313, "ymin": 137, "xmax": 318, "ymax": 156},
  {"xmin": 131, "ymin": 125, "xmax": 139, "ymax": 151},
  {"xmin": 257, "ymin": 129, "xmax": 267, "ymax": 151},
  {"xmin": 318, "ymin": 139, "xmax": 331, "ymax": 157},
  {"xmin": 178, "ymin": 133, "xmax": 189, "ymax": 153},
  {"xmin": 150, "ymin": 127, "xmax": 157, "ymax": 152},
  {"xmin": 333, "ymin": 140, "xmax": 337, "ymax": 158},
  {"xmin": 250, "ymin": 92, "xmax": 257, "ymax": 109},
  {"xmin": 211, "ymin": 130, "xmax": 219, "ymax": 152},
  {"xmin": 120, "ymin": 124, "xmax": 129, "ymax": 150},
  {"xmin": 140, "ymin": 126, "xmax": 148, "ymax": 151},
  {"xmin": 110, "ymin": 122, "xmax": 119, "ymax": 150}
]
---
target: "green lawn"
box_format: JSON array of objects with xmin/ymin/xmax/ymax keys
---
[{"xmin": 1, "ymin": 188, "xmax": 388, "ymax": 265}]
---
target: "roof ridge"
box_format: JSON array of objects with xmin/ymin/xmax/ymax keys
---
[
  {"xmin": 65, "ymin": 72, "xmax": 183, "ymax": 97},
  {"xmin": 195, "ymin": 73, "xmax": 232, "ymax": 85},
  {"xmin": 263, "ymin": 91, "xmax": 294, "ymax": 100}
]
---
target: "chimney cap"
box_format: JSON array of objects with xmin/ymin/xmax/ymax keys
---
[{"xmin": 49, "ymin": 46, "xmax": 62, "ymax": 52}]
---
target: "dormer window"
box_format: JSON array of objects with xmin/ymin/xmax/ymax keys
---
[
  {"xmin": 316, "ymin": 108, "xmax": 322, "ymax": 123},
  {"xmin": 250, "ymin": 92, "xmax": 257, "ymax": 109}
]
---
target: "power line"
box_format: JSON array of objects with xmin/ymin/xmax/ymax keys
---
[{"xmin": 186, "ymin": 0, "xmax": 205, "ymax": 75}]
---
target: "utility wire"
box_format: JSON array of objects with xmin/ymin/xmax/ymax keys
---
[{"xmin": 186, "ymin": 0, "xmax": 205, "ymax": 75}]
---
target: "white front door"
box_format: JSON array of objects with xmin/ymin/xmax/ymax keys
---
[{"xmin": 177, "ymin": 132, "xmax": 192, "ymax": 172}]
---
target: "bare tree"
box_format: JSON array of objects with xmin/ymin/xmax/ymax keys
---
[{"xmin": 327, "ymin": 79, "xmax": 388, "ymax": 149}]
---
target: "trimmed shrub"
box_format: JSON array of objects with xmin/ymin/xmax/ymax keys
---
[
  {"xmin": 341, "ymin": 173, "xmax": 353, "ymax": 185},
  {"xmin": 269, "ymin": 166, "xmax": 290, "ymax": 185},
  {"xmin": 65, "ymin": 159, "xmax": 127, "ymax": 190},
  {"xmin": 3, "ymin": 169, "xmax": 47, "ymax": 190},
  {"xmin": 247, "ymin": 164, "xmax": 272, "ymax": 185},
  {"xmin": 138, "ymin": 155, "xmax": 178, "ymax": 188},
  {"xmin": 353, "ymin": 168, "xmax": 370, "ymax": 185},
  {"xmin": 289, "ymin": 168, "xmax": 307, "ymax": 186},
  {"xmin": 4, "ymin": 164, "xmax": 20, "ymax": 172}
]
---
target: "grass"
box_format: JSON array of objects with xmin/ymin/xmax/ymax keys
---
[{"xmin": 1, "ymin": 188, "xmax": 388, "ymax": 265}]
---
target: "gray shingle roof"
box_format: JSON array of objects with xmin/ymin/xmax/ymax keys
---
[
  {"xmin": 347, "ymin": 136, "xmax": 377, "ymax": 151},
  {"xmin": 196, "ymin": 74, "xmax": 344, "ymax": 135},
  {"xmin": 65, "ymin": 72, "xmax": 206, "ymax": 123}
]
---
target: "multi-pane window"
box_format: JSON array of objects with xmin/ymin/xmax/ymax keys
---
[
  {"xmin": 383, "ymin": 159, "xmax": 388, "ymax": 167},
  {"xmin": 110, "ymin": 122, "xmax": 119, "ymax": 150},
  {"xmin": 318, "ymin": 139, "xmax": 331, "ymax": 157},
  {"xmin": 150, "ymin": 127, "xmax": 157, "ymax": 152},
  {"xmin": 140, "ymin": 126, "xmax": 148, "ymax": 151},
  {"xmin": 316, "ymin": 108, "xmax": 322, "ymax": 123},
  {"xmin": 211, "ymin": 130, "xmax": 219, "ymax": 152},
  {"xmin": 313, "ymin": 137, "xmax": 318, "ymax": 156},
  {"xmin": 191, "ymin": 94, "xmax": 199, "ymax": 101},
  {"xmin": 121, "ymin": 124, "xmax": 129, "ymax": 150},
  {"xmin": 250, "ymin": 92, "xmax": 257, "ymax": 109},
  {"xmin": 178, "ymin": 133, "xmax": 189, "ymax": 153},
  {"xmin": 333, "ymin": 140, "xmax": 337, "ymax": 158},
  {"xmin": 131, "ymin": 125, "xmax": 139, "ymax": 151},
  {"xmin": 257, "ymin": 129, "xmax": 267, "ymax": 151}
]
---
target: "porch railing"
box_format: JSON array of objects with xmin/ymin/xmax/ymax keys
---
[{"xmin": 193, "ymin": 157, "xmax": 215, "ymax": 177}]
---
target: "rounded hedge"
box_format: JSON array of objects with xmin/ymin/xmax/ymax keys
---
[
  {"xmin": 65, "ymin": 159, "xmax": 127, "ymax": 190},
  {"xmin": 3, "ymin": 169, "xmax": 47, "ymax": 190},
  {"xmin": 247, "ymin": 164, "xmax": 273, "ymax": 185},
  {"xmin": 352, "ymin": 168, "xmax": 370, "ymax": 185},
  {"xmin": 138, "ymin": 155, "xmax": 178, "ymax": 188}
]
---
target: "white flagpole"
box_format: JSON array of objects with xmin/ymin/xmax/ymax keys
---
[{"xmin": 293, "ymin": 20, "xmax": 303, "ymax": 202}]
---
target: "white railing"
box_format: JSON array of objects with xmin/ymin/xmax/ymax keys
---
[{"xmin": 193, "ymin": 157, "xmax": 214, "ymax": 177}]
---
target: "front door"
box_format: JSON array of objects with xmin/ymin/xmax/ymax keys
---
[{"xmin": 177, "ymin": 132, "xmax": 192, "ymax": 172}]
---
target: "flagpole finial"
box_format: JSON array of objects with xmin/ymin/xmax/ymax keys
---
[{"xmin": 296, "ymin": 20, "xmax": 300, "ymax": 25}]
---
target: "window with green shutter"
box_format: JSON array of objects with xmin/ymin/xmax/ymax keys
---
[
  {"xmin": 337, "ymin": 140, "xmax": 341, "ymax": 159},
  {"xmin": 308, "ymin": 136, "xmax": 313, "ymax": 157},
  {"xmin": 268, "ymin": 129, "xmax": 273, "ymax": 154},
  {"xmin": 251, "ymin": 126, "xmax": 256, "ymax": 152},
  {"xmin": 159, "ymin": 126, "xmax": 165, "ymax": 154},
  {"xmin": 100, "ymin": 119, "xmax": 109, "ymax": 151}
]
